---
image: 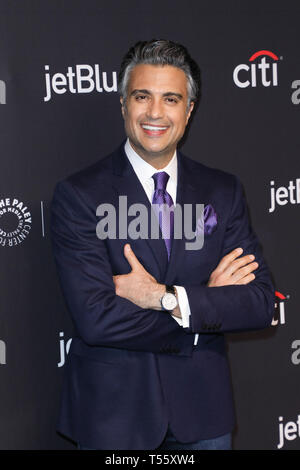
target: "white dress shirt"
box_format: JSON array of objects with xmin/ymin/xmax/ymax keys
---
[{"xmin": 124, "ymin": 139, "xmax": 199, "ymax": 346}]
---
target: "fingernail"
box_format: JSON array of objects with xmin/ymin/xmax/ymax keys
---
[{"xmin": 237, "ymin": 248, "xmax": 243, "ymax": 254}]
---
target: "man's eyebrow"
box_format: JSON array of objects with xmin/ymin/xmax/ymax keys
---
[
  {"xmin": 130, "ymin": 89, "xmax": 183, "ymax": 99},
  {"xmin": 130, "ymin": 89, "xmax": 151, "ymax": 96},
  {"xmin": 162, "ymin": 92, "xmax": 183, "ymax": 100}
]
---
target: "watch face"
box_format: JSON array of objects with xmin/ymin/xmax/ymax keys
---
[{"xmin": 162, "ymin": 292, "xmax": 177, "ymax": 311}]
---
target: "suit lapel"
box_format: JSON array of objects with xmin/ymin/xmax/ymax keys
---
[
  {"xmin": 111, "ymin": 145, "xmax": 209, "ymax": 284},
  {"xmin": 112, "ymin": 145, "xmax": 169, "ymax": 281},
  {"xmin": 165, "ymin": 151, "xmax": 208, "ymax": 284}
]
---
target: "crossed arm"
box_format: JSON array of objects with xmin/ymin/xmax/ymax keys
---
[
  {"xmin": 51, "ymin": 176, "xmax": 274, "ymax": 354},
  {"xmin": 113, "ymin": 243, "xmax": 259, "ymax": 319},
  {"xmin": 113, "ymin": 175, "xmax": 274, "ymax": 332}
]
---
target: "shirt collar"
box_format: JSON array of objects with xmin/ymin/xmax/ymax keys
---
[{"xmin": 124, "ymin": 138, "xmax": 177, "ymax": 186}]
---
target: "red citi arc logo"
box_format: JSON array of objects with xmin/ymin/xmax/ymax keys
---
[
  {"xmin": 272, "ymin": 291, "xmax": 288, "ymax": 326},
  {"xmin": 233, "ymin": 50, "xmax": 279, "ymax": 88},
  {"xmin": 275, "ymin": 291, "xmax": 286, "ymax": 301}
]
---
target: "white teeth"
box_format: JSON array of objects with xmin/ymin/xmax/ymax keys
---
[{"xmin": 142, "ymin": 125, "xmax": 168, "ymax": 131}]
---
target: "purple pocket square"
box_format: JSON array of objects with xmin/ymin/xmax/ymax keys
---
[{"xmin": 196, "ymin": 204, "xmax": 218, "ymax": 236}]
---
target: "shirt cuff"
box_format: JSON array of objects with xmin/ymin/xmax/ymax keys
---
[{"xmin": 172, "ymin": 285, "xmax": 191, "ymax": 328}]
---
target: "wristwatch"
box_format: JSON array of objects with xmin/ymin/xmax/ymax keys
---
[{"xmin": 160, "ymin": 285, "xmax": 178, "ymax": 312}]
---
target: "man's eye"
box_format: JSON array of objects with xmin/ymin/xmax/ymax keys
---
[
  {"xmin": 165, "ymin": 97, "xmax": 178, "ymax": 103},
  {"xmin": 136, "ymin": 95, "xmax": 147, "ymax": 101}
]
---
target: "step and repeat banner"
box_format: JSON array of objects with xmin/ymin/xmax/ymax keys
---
[{"xmin": 0, "ymin": 0, "xmax": 299, "ymax": 450}]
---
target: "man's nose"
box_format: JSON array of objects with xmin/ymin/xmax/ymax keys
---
[{"xmin": 146, "ymin": 98, "xmax": 164, "ymax": 120}]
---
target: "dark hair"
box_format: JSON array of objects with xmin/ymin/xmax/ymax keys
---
[{"xmin": 118, "ymin": 39, "xmax": 201, "ymax": 106}]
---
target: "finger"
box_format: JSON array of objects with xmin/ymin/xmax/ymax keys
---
[
  {"xmin": 215, "ymin": 247, "xmax": 243, "ymax": 273},
  {"xmin": 231, "ymin": 262, "xmax": 258, "ymax": 283},
  {"xmin": 235, "ymin": 273, "xmax": 256, "ymax": 285},
  {"xmin": 123, "ymin": 243, "xmax": 143, "ymax": 271},
  {"xmin": 225, "ymin": 254, "xmax": 256, "ymax": 276}
]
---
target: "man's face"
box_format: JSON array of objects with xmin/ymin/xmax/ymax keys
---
[{"xmin": 120, "ymin": 64, "xmax": 194, "ymax": 163}]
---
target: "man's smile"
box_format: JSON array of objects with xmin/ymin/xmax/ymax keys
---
[{"xmin": 140, "ymin": 123, "xmax": 169, "ymax": 136}]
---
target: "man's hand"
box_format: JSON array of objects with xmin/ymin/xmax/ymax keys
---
[
  {"xmin": 208, "ymin": 247, "xmax": 258, "ymax": 287},
  {"xmin": 113, "ymin": 244, "xmax": 165, "ymax": 310}
]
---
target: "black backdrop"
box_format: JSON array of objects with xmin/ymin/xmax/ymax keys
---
[{"xmin": 0, "ymin": 0, "xmax": 299, "ymax": 450}]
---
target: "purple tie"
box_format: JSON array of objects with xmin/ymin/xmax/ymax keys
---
[{"xmin": 152, "ymin": 171, "xmax": 174, "ymax": 260}]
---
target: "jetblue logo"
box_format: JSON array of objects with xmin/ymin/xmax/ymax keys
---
[
  {"xmin": 233, "ymin": 50, "xmax": 279, "ymax": 88},
  {"xmin": 0, "ymin": 79, "xmax": 6, "ymax": 104},
  {"xmin": 277, "ymin": 415, "xmax": 300, "ymax": 449},
  {"xmin": 44, "ymin": 64, "xmax": 117, "ymax": 102},
  {"xmin": 57, "ymin": 331, "xmax": 72, "ymax": 367},
  {"xmin": 269, "ymin": 179, "xmax": 300, "ymax": 213}
]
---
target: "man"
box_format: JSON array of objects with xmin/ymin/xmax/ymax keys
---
[{"xmin": 51, "ymin": 39, "xmax": 274, "ymax": 450}]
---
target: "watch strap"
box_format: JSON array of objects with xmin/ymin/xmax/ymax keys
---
[
  {"xmin": 166, "ymin": 285, "xmax": 176, "ymax": 295},
  {"xmin": 160, "ymin": 285, "xmax": 178, "ymax": 312}
]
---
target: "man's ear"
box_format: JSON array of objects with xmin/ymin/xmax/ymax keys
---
[
  {"xmin": 120, "ymin": 96, "xmax": 126, "ymax": 118},
  {"xmin": 186, "ymin": 101, "xmax": 194, "ymax": 124}
]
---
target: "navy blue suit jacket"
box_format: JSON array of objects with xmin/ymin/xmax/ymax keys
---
[{"xmin": 51, "ymin": 143, "xmax": 274, "ymax": 449}]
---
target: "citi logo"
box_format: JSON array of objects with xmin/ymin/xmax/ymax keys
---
[
  {"xmin": 233, "ymin": 50, "xmax": 279, "ymax": 88},
  {"xmin": 44, "ymin": 64, "xmax": 117, "ymax": 102},
  {"xmin": 271, "ymin": 291, "xmax": 289, "ymax": 326},
  {"xmin": 0, "ymin": 79, "xmax": 6, "ymax": 104}
]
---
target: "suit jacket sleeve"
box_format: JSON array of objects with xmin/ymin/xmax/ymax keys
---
[
  {"xmin": 50, "ymin": 179, "xmax": 195, "ymax": 355},
  {"xmin": 184, "ymin": 175, "xmax": 275, "ymax": 334}
]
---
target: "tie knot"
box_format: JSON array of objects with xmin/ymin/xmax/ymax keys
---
[{"xmin": 152, "ymin": 171, "xmax": 170, "ymax": 191}]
